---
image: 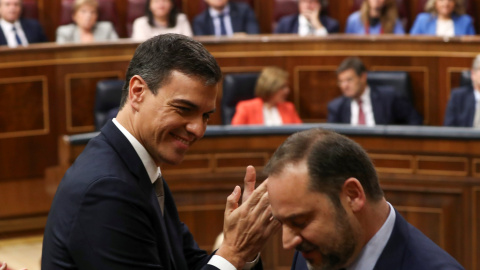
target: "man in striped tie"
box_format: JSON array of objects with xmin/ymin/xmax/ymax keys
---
[{"xmin": 0, "ymin": 0, "xmax": 47, "ymax": 47}]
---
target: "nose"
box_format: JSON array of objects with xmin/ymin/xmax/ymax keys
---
[
  {"xmin": 282, "ymin": 225, "xmax": 302, "ymax": 250},
  {"xmin": 186, "ymin": 116, "xmax": 207, "ymax": 139}
]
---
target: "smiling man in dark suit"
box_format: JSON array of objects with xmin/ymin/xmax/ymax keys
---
[
  {"xmin": 266, "ymin": 128, "xmax": 464, "ymax": 270},
  {"xmin": 193, "ymin": 0, "xmax": 259, "ymax": 36},
  {"xmin": 0, "ymin": 0, "xmax": 47, "ymax": 47},
  {"xmin": 328, "ymin": 57, "xmax": 422, "ymax": 126},
  {"xmin": 42, "ymin": 34, "xmax": 279, "ymax": 270}
]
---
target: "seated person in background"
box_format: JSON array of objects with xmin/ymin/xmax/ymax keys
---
[
  {"xmin": 274, "ymin": 0, "xmax": 339, "ymax": 36},
  {"xmin": 56, "ymin": 0, "xmax": 118, "ymax": 43},
  {"xmin": 328, "ymin": 57, "xmax": 422, "ymax": 126},
  {"xmin": 266, "ymin": 128, "xmax": 465, "ymax": 270},
  {"xmin": 131, "ymin": 0, "xmax": 192, "ymax": 40},
  {"xmin": 0, "ymin": 0, "xmax": 47, "ymax": 47},
  {"xmin": 410, "ymin": 0, "xmax": 475, "ymax": 36},
  {"xmin": 193, "ymin": 0, "xmax": 259, "ymax": 36},
  {"xmin": 444, "ymin": 55, "xmax": 480, "ymax": 127},
  {"xmin": 232, "ymin": 67, "xmax": 302, "ymax": 125},
  {"xmin": 345, "ymin": 0, "xmax": 404, "ymax": 35}
]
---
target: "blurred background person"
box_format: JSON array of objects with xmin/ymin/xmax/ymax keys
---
[
  {"xmin": 193, "ymin": 0, "xmax": 259, "ymax": 36},
  {"xmin": 56, "ymin": 0, "xmax": 118, "ymax": 43},
  {"xmin": 274, "ymin": 0, "xmax": 338, "ymax": 36},
  {"xmin": 410, "ymin": 0, "xmax": 474, "ymax": 36},
  {"xmin": 345, "ymin": 0, "xmax": 404, "ymax": 35},
  {"xmin": 232, "ymin": 67, "xmax": 302, "ymax": 125},
  {"xmin": 328, "ymin": 57, "xmax": 422, "ymax": 126},
  {"xmin": 131, "ymin": 0, "xmax": 192, "ymax": 40},
  {"xmin": 0, "ymin": 0, "xmax": 47, "ymax": 47},
  {"xmin": 444, "ymin": 55, "xmax": 480, "ymax": 127}
]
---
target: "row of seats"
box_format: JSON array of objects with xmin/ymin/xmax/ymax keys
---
[
  {"xmin": 94, "ymin": 71, "xmax": 473, "ymax": 129},
  {"xmin": 22, "ymin": 0, "xmax": 477, "ymax": 37}
]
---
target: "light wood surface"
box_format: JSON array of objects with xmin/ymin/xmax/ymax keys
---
[{"xmin": 0, "ymin": 235, "xmax": 42, "ymax": 270}]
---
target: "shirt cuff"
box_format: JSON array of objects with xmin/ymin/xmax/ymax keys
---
[
  {"xmin": 208, "ymin": 253, "xmax": 260, "ymax": 270},
  {"xmin": 314, "ymin": 27, "xmax": 328, "ymax": 36}
]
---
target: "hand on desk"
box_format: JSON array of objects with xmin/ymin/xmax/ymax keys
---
[{"xmin": 216, "ymin": 166, "xmax": 281, "ymax": 269}]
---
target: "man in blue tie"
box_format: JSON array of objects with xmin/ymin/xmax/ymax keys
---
[
  {"xmin": 193, "ymin": 0, "xmax": 259, "ymax": 36},
  {"xmin": 0, "ymin": 0, "xmax": 47, "ymax": 47}
]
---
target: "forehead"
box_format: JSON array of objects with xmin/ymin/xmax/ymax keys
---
[
  {"xmin": 338, "ymin": 69, "xmax": 359, "ymax": 79},
  {"xmin": 0, "ymin": 0, "xmax": 21, "ymax": 5},
  {"xmin": 156, "ymin": 71, "xmax": 217, "ymax": 102}
]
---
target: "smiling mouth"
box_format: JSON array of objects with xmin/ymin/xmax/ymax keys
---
[{"xmin": 171, "ymin": 133, "xmax": 192, "ymax": 146}]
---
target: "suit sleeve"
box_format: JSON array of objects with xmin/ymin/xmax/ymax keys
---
[
  {"xmin": 327, "ymin": 100, "xmax": 341, "ymax": 123},
  {"xmin": 106, "ymin": 22, "xmax": 119, "ymax": 40},
  {"xmin": 274, "ymin": 17, "xmax": 288, "ymax": 34},
  {"xmin": 56, "ymin": 25, "xmax": 69, "ymax": 43},
  {"xmin": 243, "ymin": 6, "xmax": 260, "ymax": 34},
  {"xmin": 465, "ymin": 16, "xmax": 476, "ymax": 35},
  {"xmin": 444, "ymin": 92, "xmax": 458, "ymax": 126},
  {"xmin": 193, "ymin": 15, "xmax": 208, "ymax": 36},
  {"xmin": 409, "ymin": 14, "xmax": 425, "ymax": 35}
]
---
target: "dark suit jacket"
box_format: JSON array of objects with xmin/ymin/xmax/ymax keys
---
[
  {"xmin": 274, "ymin": 14, "xmax": 339, "ymax": 34},
  {"xmin": 291, "ymin": 209, "xmax": 464, "ymax": 270},
  {"xmin": 193, "ymin": 2, "xmax": 259, "ymax": 36},
  {"xmin": 327, "ymin": 86, "xmax": 423, "ymax": 125},
  {"xmin": 42, "ymin": 121, "xmax": 219, "ymax": 270},
  {"xmin": 444, "ymin": 85, "xmax": 475, "ymax": 127},
  {"xmin": 0, "ymin": 18, "xmax": 47, "ymax": 45}
]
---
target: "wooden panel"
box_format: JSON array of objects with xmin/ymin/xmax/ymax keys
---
[
  {"xmin": 369, "ymin": 154, "xmax": 414, "ymax": 174},
  {"xmin": 0, "ymin": 76, "xmax": 49, "ymax": 138},
  {"xmin": 416, "ymin": 156, "xmax": 468, "ymax": 176},
  {"xmin": 473, "ymin": 187, "xmax": 480, "ymax": 270}
]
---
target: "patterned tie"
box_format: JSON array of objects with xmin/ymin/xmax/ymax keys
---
[
  {"xmin": 154, "ymin": 176, "xmax": 165, "ymax": 216},
  {"xmin": 218, "ymin": 13, "xmax": 227, "ymax": 36},
  {"xmin": 12, "ymin": 26, "xmax": 22, "ymax": 46},
  {"xmin": 357, "ymin": 99, "xmax": 366, "ymax": 125}
]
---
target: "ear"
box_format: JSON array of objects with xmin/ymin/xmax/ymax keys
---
[
  {"xmin": 342, "ymin": 177, "xmax": 366, "ymax": 213},
  {"xmin": 128, "ymin": 75, "xmax": 148, "ymax": 111},
  {"xmin": 360, "ymin": 72, "xmax": 368, "ymax": 83}
]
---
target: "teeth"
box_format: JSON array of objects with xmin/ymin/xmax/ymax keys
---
[{"xmin": 173, "ymin": 134, "xmax": 190, "ymax": 145}]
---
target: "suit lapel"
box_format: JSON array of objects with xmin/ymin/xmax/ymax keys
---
[
  {"xmin": 19, "ymin": 19, "xmax": 31, "ymax": 42},
  {"xmin": 0, "ymin": 26, "xmax": 7, "ymax": 45},
  {"xmin": 101, "ymin": 121, "xmax": 175, "ymax": 269},
  {"xmin": 229, "ymin": 3, "xmax": 240, "ymax": 32}
]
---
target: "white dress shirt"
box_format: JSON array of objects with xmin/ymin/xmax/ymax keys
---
[
  {"xmin": 298, "ymin": 15, "xmax": 327, "ymax": 36},
  {"xmin": 350, "ymin": 87, "xmax": 376, "ymax": 126},
  {"xmin": 346, "ymin": 202, "xmax": 396, "ymax": 270},
  {"xmin": 0, "ymin": 18, "xmax": 29, "ymax": 47},
  {"xmin": 436, "ymin": 18, "xmax": 455, "ymax": 37},
  {"xmin": 263, "ymin": 105, "xmax": 283, "ymax": 126},
  {"xmin": 209, "ymin": 5, "xmax": 234, "ymax": 36},
  {"xmin": 112, "ymin": 118, "xmax": 258, "ymax": 270}
]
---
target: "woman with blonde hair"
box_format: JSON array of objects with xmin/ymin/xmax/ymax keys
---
[
  {"xmin": 410, "ymin": 0, "xmax": 475, "ymax": 36},
  {"xmin": 345, "ymin": 0, "xmax": 404, "ymax": 34},
  {"xmin": 231, "ymin": 67, "xmax": 302, "ymax": 125},
  {"xmin": 56, "ymin": 0, "xmax": 118, "ymax": 43}
]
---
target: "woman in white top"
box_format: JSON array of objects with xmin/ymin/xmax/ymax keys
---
[
  {"xmin": 131, "ymin": 0, "xmax": 192, "ymax": 40},
  {"xmin": 56, "ymin": 0, "xmax": 118, "ymax": 43},
  {"xmin": 410, "ymin": 0, "xmax": 475, "ymax": 36}
]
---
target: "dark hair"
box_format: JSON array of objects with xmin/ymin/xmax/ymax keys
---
[
  {"xmin": 146, "ymin": 0, "xmax": 178, "ymax": 28},
  {"xmin": 264, "ymin": 129, "xmax": 383, "ymax": 206},
  {"xmin": 336, "ymin": 57, "xmax": 367, "ymax": 76},
  {"xmin": 119, "ymin": 34, "xmax": 222, "ymax": 108}
]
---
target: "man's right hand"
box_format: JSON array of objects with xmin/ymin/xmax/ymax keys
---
[{"xmin": 216, "ymin": 168, "xmax": 281, "ymax": 269}]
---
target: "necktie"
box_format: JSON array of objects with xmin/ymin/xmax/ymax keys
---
[
  {"xmin": 357, "ymin": 99, "xmax": 366, "ymax": 125},
  {"xmin": 474, "ymin": 100, "xmax": 480, "ymax": 128},
  {"xmin": 218, "ymin": 14, "xmax": 227, "ymax": 36},
  {"xmin": 154, "ymin": 176, "xmax": 165, "ymax": 216},
  {"xmin": 12, "ymin": 26, "xmax": 22, "ymax": 46}
]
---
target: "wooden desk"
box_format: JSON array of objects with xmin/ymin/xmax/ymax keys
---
[{"xmin": 43, "ymin": 124, "xmax": 480, "ymax": 269}]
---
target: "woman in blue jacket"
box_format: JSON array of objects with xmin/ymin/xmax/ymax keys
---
[
  {"xmin": 345, "ymin": 0, "xmax": 404, "ymax": 35},
  {"xmin": 410, "ymin": 0, "xmax": 475, "ymax": 36}
]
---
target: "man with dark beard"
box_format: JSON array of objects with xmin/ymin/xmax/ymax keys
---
[{"xmin": 265, "ymin": 129, "xmax": 464, "ymax": 270}]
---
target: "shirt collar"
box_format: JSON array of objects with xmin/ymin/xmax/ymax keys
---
[
  {"xmin": 347, "ymin": 202, "xmax": 396, "ymax": 270},
  {"xmin": 112, "ymin": 118, "xmax": 161, "ymax": 184},
  {"xmin": 0, "ymin": 18, "xmax": 20, "ymax": 29},
  {"xmin": 358, "ymin": 86, "xmax": 370, "ymax": 103},
  {"xmin": 474, "ymin": 87, "xmax": 480, "ymax": 103},
  {"xmin": 209, "ymin": 4, "xmax": 230, "ymax": 18}
]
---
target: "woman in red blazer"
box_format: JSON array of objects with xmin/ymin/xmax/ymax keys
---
[{"xmin": 232, "ymin": 67, "xmax": 302, "ymax": 125}]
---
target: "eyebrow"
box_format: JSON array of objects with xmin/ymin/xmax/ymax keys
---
[{"xmin": 173, "ymin": 99, "xmax": 216, "ymax": 114}]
